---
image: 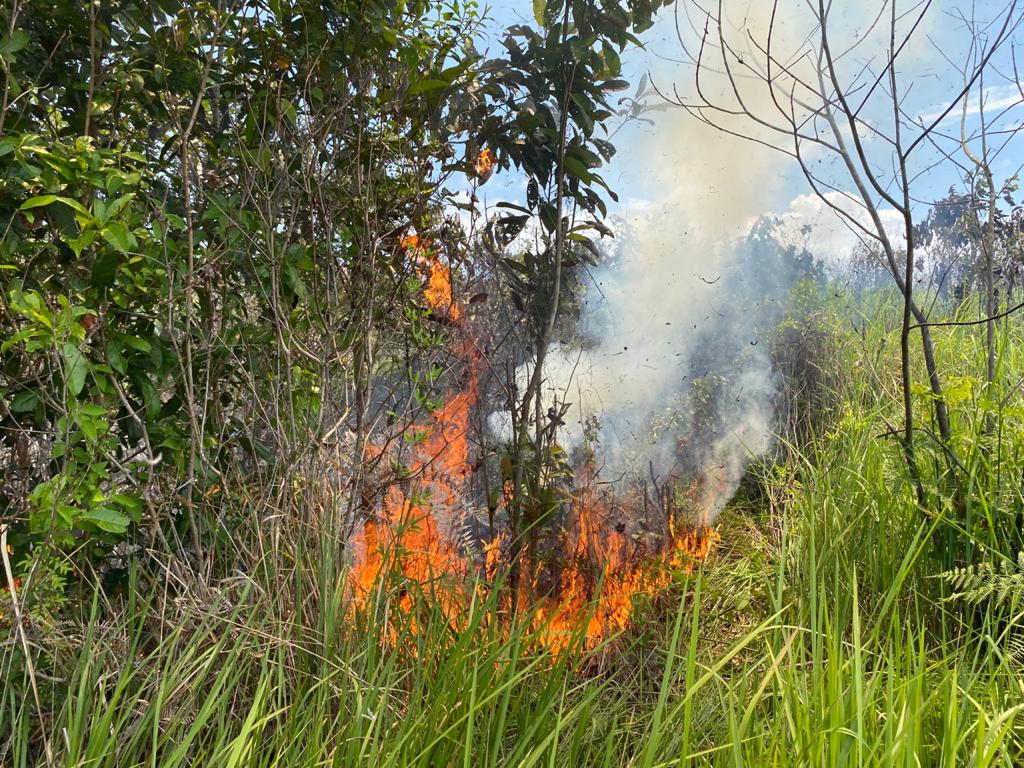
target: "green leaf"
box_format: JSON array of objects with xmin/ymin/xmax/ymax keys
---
[
  {"xmin": 66, "ymin": 229, "xmax": 98, "ymax": 258},
  {"xmin": 122, "ymin": 335, "xmax": 151, "ymax": 353},
  {"xmin": 57, "ymin": 504, "xmax": 78, "ymax": 526},
  {"xmin": 539, "ymin": 202, "xmax": 558, "ymax": 233},
  {"xmin": 100, "ymin": 193, "xmax": 135, "ymax": 225},
  {"xmin": 62, "ymin": 342, "xmax": 88, "ymax": 396},
  {"xmin": 19, "ymin": 194, "xmax": 56, "ymax": 209},
  {"xmin": 79, "ymin": 416, "xmax": 99, "ymax": 441},
  {"xmin": 101, "ymin": 221, "xmax": 137, "ymax": 254},
  {"xmin": 9, "ymin": 391, "xmax": 38, "ymax": 412},
  {"xmin": 563, "ymin": 155, "xmax": 593, "ymax": 182},
  {"xmin": 48, "ymin": 203, "xmax": 78, "ymax": 244},
  {"xmin": 1, "ymin": 327, "xmax": 43, "ymax": 353},
  {"xmin": 601, "ymin": 79, "xmax": 630, "ymax": 92},
  {"xmin": 533, "ymin": 0, "xmax": 546, "ymax": 26},
  {"xmin": 80, "ymin": 507, "xmax": 131, "ymax": 534},
  {"xmin": 0, "ymin": 30, "xmax": 29, "ymax": 58},
  {"xmin": 283, "ymin": 261, "xmax": 308, "ymax": 300},
  {"xmin": 107, "ymin": 340, "xmax": 127, "ymax": 375},
  {"xmin": 105, "ymin": 173, "xmax": 124, "ymax": 195},
  {"xmin": 111, "ymin": 493, "xmax": 141, "ymax": 512},
  {"xmin": 91, "ymin": 249, "xmax": 118, "ymax": 288},
  {"xmin": 20, "ymin": 195, "xmax": 91, "ymax": 217},
  {"xmin": 602, "ymin": 42, "xmax": 621, "ymax": 77},
  {"xmin": 407, "ymin": 79, "xmax": 450, "ymax": 95}
]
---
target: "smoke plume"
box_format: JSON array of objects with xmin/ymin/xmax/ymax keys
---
[
  {"xmin": 532, "ymin": 111, "xmax": 786, "ymax": 520},
  {"xmin": 488, "ymin": 4, "xmax": 824, "ymax": 521}
]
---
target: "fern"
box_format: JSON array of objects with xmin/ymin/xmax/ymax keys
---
[
  {"xmin": 939, "ymin": 553, "xmax": 1024, "ymax": 667},
  {"xmin": 939, "ymin": 552, "xmax": 1024, "ymax": 605}
]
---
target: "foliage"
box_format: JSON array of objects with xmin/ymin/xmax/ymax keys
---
[
  {"xmin": 5, "ymin": 295, "xmax": 1024, "ymax": 765},
  {"xmin": 940, "ymin": 552, "xmax": 1024, "ymax": 606},
  {"xmin": 5, "ymin": 0, "xmax": 1024, "ymax": 765},
  {"xmin": 0, "ymin": 0, "xmax": 501, "ymax": 589},
  {"xmin": 0, "ymin": 0, "xmax": 675, "ymax": 590},
  {"xmin": 475, "ymin": 0, "xmax": 667, "ymax": 329}
]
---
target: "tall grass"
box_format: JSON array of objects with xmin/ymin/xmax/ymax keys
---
[{"xmin": 3, "ymin": 294, "xmax": 1024, "ymax": 766}]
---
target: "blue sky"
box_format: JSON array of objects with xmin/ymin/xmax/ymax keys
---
[
  {"xmin": 471, "ymin": 0, "xmax": 1024, "ymax": 261},
  {"xmin": 467, "ymin": 2, "xmax": 1024, "ymax": 482}
]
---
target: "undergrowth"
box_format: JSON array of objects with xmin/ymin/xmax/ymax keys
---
[{"xmin": 4, "ymin": 298, "xmax": 1024, "ymax": 765}]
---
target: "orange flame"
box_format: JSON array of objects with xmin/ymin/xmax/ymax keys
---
[
  {"xmin": 403, "ymin": 233, "xmax": 461, "ymax": 320},
  {"xmin": 352, "ymin": 230, "xmax": 720, "ymax": 654},
  {"xmin": 350, "ymin": 235, "xmax": 477, "ymax": 637},
  {"xmin": 349, "ymin": 358, "xmax": 477, "ymax": 628},
  {"xmin": 475, "ymin": 147, "xmax": 495, "ymax": 181},
  {"xmin": 525, "ymin": 479, "xmax": 720, "ymax": 652}
]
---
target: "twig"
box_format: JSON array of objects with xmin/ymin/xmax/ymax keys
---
[{"xmin": 909, "ymin": 300, "xmax": 1024, "ymax": 329}]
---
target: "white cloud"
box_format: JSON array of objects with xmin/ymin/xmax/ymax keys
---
[
  {"xmin": 917, "ymin": 84, "xmax": 1024, "ymax": 125},
  {"xmin": 768, "ymin": 191, "xmax": 904, "ymax": 266}
]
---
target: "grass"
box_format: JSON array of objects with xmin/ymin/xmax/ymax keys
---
[{"xmin": 4, "ymin": 293, "xmax": 1024, "ymax": 766}]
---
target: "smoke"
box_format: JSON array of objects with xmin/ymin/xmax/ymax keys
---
[
  {"xmin": 526, "ymin": 158, "xmax": 785, "ymax": 521},
  {"xmin": 486, "ymin": 120, "xmax": 795, "ymax": 521},
  {"xmin": 489, "ymin": 3, "xmax": 834, "ymax": 522}
]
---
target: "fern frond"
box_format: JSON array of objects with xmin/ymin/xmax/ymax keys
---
[{"xmin": 938, "ymin": 554, "xmax": 1024, "ymax": 606}]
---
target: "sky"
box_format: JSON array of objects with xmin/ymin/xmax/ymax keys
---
[
  {"xmin": 472, "ymin": 0, "xmax": 1024, "ymax": 264},
  {"xmin": 468, "ymin": 1, "xmax": 1024, "ymax": 495}
]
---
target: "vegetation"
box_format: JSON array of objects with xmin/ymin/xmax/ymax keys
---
[
  {"xmin": 5, "ymin": 298, "xmax": 1024, "ymax": 766},
  {"xmin": 3, "ymin": 1, "xmax": 1024, "ymax": 766}
]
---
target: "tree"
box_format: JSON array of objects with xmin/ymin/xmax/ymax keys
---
[
  {"xmin": 0, "ymin": 0, "xmax": 664, "ymax": 618},
  {"xmin": 667, "ymin": 0, "xmax": 1023, "ymax": 508},
  {"xmin": 466, "ymin": 0, "xmax": 671, "ymax": 602},
  {"xmin": 0, "ymin": 0, "xmax": 492, "ymax": 593}
]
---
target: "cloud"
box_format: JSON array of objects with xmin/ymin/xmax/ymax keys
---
[
  {"xmin": 917, "ymin": 84, "xmax": 1024, "ymax": 125},
  {"xmin": 769, "ymin": 191, "xmax": 904, "ymax": 266}
]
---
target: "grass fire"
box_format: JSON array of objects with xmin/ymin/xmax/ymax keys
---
[
  {"xmin": 5, "ymin": 0, "xmax": 1024, "ymax": 765},
  {"xmin": 350, "ymin": 234, "xmax": 721, "ymax": 652}
]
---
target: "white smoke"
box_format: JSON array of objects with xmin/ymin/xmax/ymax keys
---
[
  {"xmin": 489, "ymin": 0, "xmax": 911, "ymax": 521},
  {"xmin": 515, "ymin": 192, "xmax": 782, "ymax": 520},
  {"xmin": 486, "ymin": 111, "xmax": 791, "ymax": 520}
]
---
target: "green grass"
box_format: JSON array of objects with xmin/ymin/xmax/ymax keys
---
[{"xmin": 4, "ymin": 294, "xmax": 1024, "ymax": 766}]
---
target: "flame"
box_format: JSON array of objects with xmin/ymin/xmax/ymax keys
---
[
  {"xmin": 351, "ymin": 229, "xmax": 720, "ymax": 654},
  {"xmin": 425, "ymin": 261, "xmax": 461, "ymax": 320},
  {"xmin": 350, "ymin": 238, "xmax": 475, "ymax": 634},
  {"xmin": 526, "ymin": 479, "xmax": 720, "ymax": 652},
  {"xmin": 475, "ymin": 147, "xmax": 495, "ymax": 182},
  {"xmin": 403, "ymin": 233, "xmax": 461, "ymax": 320},
  {"xmin": 349, "ymin": 354, "xmax": 477, "ymax": 632}
]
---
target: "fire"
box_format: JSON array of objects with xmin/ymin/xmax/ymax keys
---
[
  {"xmin": 351, "ymin": 229, "xmax": 720, "ymax": 654},
  {"xmin": 475, "ymin": 147, "xmax": 495, "ymax": 182},
  {"xmin": 350, "ymin": 236, "xmax": 475, "ymax": 631},
  {"xmin": 526, "ymin": 481, "xmax": 720, "ymax": 652},
  {"xmin": 424, "ymin": 261, "xmax": 461, "ymax": 321},
  {"xmin": 349, "ymin": 353, "xmax": 477, "ymax": 627},
  {"xmin": 402, "ymin": 233, "xmax": 461, "ymax": 320}
]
